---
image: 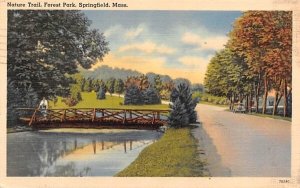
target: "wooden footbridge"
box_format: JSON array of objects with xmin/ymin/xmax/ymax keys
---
[{"xmin": 17, "ymin": 108, "xmax": 169, "ymax": 130}]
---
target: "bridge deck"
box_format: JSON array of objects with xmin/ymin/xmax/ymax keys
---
[{"xmin": 17, "ymin": 108, "xmax": 169, "ymax": 129}]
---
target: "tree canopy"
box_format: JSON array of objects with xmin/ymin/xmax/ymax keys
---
[
  {"xmin": 8, "ymin": 10, "xmax": 109, "ymax": 99},
  {"xmin": 204, "ymin": 11, "xmax": 292, "ymax": 116}
]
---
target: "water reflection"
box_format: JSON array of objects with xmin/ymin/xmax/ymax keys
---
[{"xmin": 7, "ymin": 129, "xmax": 161, "ymax": 176}]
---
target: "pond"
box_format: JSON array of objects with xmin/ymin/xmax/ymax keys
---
[{"xmin": 7, "ymin": 129, "xmax": 162, "ymax": 176}]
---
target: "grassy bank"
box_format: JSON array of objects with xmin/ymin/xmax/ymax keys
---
[
  {"xmin": 248, "ymin": 113, "xmax": 291, "ymax": 122},
  {"xmin": 116, "ymin": 128, "xmax": 206, "ymax": 177},
  {"xmin": 49, "ymin": 92, "xmax": 169, "ymax": 110}
]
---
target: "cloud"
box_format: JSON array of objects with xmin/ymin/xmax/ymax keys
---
[
  {"xmin": 118, "ymin": 41, "xmax": 176, "ymax": 55},
  {"xmin": 104, "ymin": 25, "xmax": 122, "ymax": 37},
  {"xmin": 125, "ymin": 24, "xmax": 146, "ymax": 39},
  {"xmin": 90, "ymin": 53, "xmax": 208, "ymax": 84},
  {"xmin": 182, "ymin": 32, "xmax": 228, "ymax": 51}
]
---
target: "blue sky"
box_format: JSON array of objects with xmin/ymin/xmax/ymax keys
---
[{"xmin": 84, "ymin": 11, "xmax": 242, "ymax": 83}]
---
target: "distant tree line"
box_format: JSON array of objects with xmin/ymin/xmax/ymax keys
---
[
  {"xmin": 204, "ymin": 11, "xmax": 292, "ymax": 117},
  {"xmin": 67, "ymin": 72, "xmax": 203, "ymax": 107}
]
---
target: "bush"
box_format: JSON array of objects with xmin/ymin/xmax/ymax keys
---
[
  {"xmin": 169, "ymin": 83, "xmax": 198, "ymax": 127},
  {"xmin": 168, "ymin": 98, "xmax": 189, "ymax": 128},
  {"xmin": 142, "ymin": 87, "xmax": 161, "ymax": 104},
  {"xmin": 62, "ymin": 97, "xmax": 78, "ymax": 107},
  {"xmin": 124, "ymin": 85, "xmax": 144, "ymax": 105},
  {"xmin": 97, "ymin": 86, "xmax": 106, "ymax": 100}
]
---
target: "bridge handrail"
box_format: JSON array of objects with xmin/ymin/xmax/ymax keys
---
[{"xmin": 16, "ymin": 107, "xmax": 170, "ymax": 112}]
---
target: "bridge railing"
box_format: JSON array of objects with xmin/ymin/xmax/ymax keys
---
[{"xmin": 16, "ymin": 108, "xmax": 170, "ymax": 127}]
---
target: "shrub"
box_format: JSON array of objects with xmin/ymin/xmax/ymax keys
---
[
  {"xmin": 124, "ymin": 85, "xmax": 144, "ymax": 105},
  {"xmin": 142, "ymin": 87, "xmax": 161, "ymax": 105},
  {"xmin": 97, "ymin": 86, "xmax": 106, "ymax": 100},
  {"xmin": 169, "ymin": 83, "xmax": 198, "ymax": 126},
  {"xmin": 168, "ymin": 98, "xmax": 189, "ymax": 128},
  {"xmin": 62, "ymin": 97, "xmax": 78, "ymax": 107}
]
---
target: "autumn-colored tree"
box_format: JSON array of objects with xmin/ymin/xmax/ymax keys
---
[{"xmin": 228, "ymin": 11, "xmax": 292, "ymax": 116}]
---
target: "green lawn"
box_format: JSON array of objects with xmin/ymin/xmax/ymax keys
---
[
  {"xmin": 248, "ymin": 113, "xmax": 291, "ymax": 122},
  {"xmin": 199, "ymin": 101, "xmax": 228, "ymax": 107},
  {"xmin": 49, "ymin": 92, "xmax": 169, "ymax": 110},
  {"xmin": 116, "ymin": 128, "xmax": 206, "ymax": 177}
]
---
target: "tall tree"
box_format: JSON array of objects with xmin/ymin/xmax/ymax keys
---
[
  {"xmin": 228, "ymin": 11, "xmax": 292, "ymax": 115},
  {"xmin": 106, "ymin": 77, "xmax": 116, "ymax": 96},
  {"xmin": 7, "ymin": 10, "xmax": 109, "ymax": 112},
  {"xmin": 170, "ymin": 83, "xmax": 198, "ymax": 123},
  {"xmin": 154, "ymin": 75, "xmax": 163, "ymax": 94},
  {"xmin": 114, "ymin": 79, "xmax": 125, "ymax": 97}
]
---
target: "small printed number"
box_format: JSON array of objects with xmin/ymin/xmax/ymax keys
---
[{"xmin": 279, "ymin": 179, "xmax": 290, "ymax": 183}]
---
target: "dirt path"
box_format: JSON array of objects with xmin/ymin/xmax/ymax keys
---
[{"xmin": 192, "ymin": 104, "xmax": 291, "ymax": 177}]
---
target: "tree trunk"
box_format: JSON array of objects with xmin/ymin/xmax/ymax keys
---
[
  {"xmin": 287, "ymin": 89, "xmax": 292, "ymax": 117},
  {"xmin": 245, "ymin": 95, "xmax": 249, "ymax": 112},
  {"xmin": 249, "ymin": 93, "xmax": 253, "ymax": 113},
  {"xmin": 254, "ymin": 81, "xmax": 260, "ymax": 113},
  {"xmin": 272, "ymin": 90, "xmax": 278, "ymax": 116},
  {"xmin": 262, "ymin": 76, "xmax": 268, "ymax": 114},
  {"xmin": 228, "ymin": 96, "xmax": 233, "ymax": 111},
  {"xmin": 283, "ymin": 79, "xmax": 287, "ymax": 117}
]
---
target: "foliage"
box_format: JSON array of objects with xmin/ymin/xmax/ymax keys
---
[
  {"xmin": 7, "ymin": 10, "xmax": 109, "ymax": 125},
  {"xmin": 169, "ymin": 83, "xmax": 198, "ymax": 126},
  {"xmin": 173, "ymin": 78, "xmax": 191, "ymax": 88},
  {"xmin": 97, "ymin": 86, "xmax": 106, "ymax": 100},
  {"xmin": 168, "ymin": 98, "xmax": 189, "ymax": 128},
  {"xmin": 125, "ymin": 75, "xmax": 149, "ymax": 91},
  {"xmin": 142, "ymin": 87, "xmax": 161, "ymax": 105},
  {"xmin": 80, "ymin": 65, "xmax": 142, "ymax": 81},
  {"xmin": 7, "ymin": 81, "xmax": 39, "ymax": 127},
  {"xmin": 114, "ymin": 79, "xmax": 125, "ymax": 96},
  {"xmin": 193, "ymin": 92, "xmax": 228, "ymax": 105},
  {"xmin": 124, "ymin": 85, "xmax": 144, "ymax": 105},
  {"xmin": 83, "ymin": 78, "xmax": 93, "ymax": 92},
  {"xmin": 153, "ymin": 75, "xmax": 163, "ymax": 93},
  {"xmin": 70, "ymin": 84, "xmax": 82, "ymax": 102},
  {"xmin": 204, "ymin": 11, "xmax": 292, "ymax": 116},
  {"xmin": 191, "ymin": 83, "xmax": 204, "ymax": 93},
  {"xmin": 106, "ymin": 77, "xmax": 116, "ymax": 96},
  {"xmin": 61, "ymin": 97, "xmax": 78, "ymax": 107},
  {"xmin": 116, "ymin": 128, "xmax": 206, "ymax": 177},
  {"xmin": 8, "ymin": 10, "xmax": 109, "ymax": 98}
]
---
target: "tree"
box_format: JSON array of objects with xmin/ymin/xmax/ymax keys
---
[
  {"xmin": 125, "ymin": 75, "xmax": 149, "ymax": 91},
  {"xmin": 124, "ymin": 85, "xmax": 143, "ymax": 105},
  {"xmin": 142, "ymin": 87, "xmax": 161, "ymax": 105},
  {"xmin": 70, "ymin": 84, "xmax": 82, "ymax": 102},
  {"xmin": 168, "ymin": 98, "xmax": 189, "ymax": 128},
  {"xmin": 106, "ymin": 78, "xmax": 116, "ymax": 96},
  {"xmin": 97, "ymin": 85, "xmax": 106, "ymax": 100},
  {"xmin": 83, "ymin": 78, "xmax": 93, "ymax": 92},
  {"xmin": 7, "ymin": 10, "xmax": 109, "ymax": 125},
  {"xmin": 228, "ymin": 11, "xmax": 292, "ymax": 115},
  {"xmin": 154, "ymin": 75, "xmax": 163, "ymax": 94},
  {"xmin": 114, "ymin": 79, "xmax": 125, "ymax": 97},
  {"xmin": 191, "ymin": 83, "xmax": 204, "ymax": 93},
  {"xmin": 170, "ymin": 83, "xmax": 198, "ymax": 123}
]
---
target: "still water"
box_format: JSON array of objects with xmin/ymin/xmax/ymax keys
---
[{"xmin": 7, "ymin": 129, "xmax": 162, "ymax": 176}]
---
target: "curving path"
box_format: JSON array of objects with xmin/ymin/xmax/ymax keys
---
[{"xmin": 193, "ymin": 104, "xmax": 291, "ymax": 177}]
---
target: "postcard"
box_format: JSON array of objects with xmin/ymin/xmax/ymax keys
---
[{"xmin": 0, "ymin": 0, "xmax": 299, "ymax": 187}]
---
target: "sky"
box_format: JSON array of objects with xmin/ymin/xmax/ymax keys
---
[{"xmin": 84, "ymin": 11, "xmax": 242, "ymax": 84}]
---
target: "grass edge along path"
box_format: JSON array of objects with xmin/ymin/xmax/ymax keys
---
[{"xmin": 116, "ymin": 128, "xmax": 206, "ymax": 177}]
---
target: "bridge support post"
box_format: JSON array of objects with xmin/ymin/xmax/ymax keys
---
[
  {"xmin": 92, "ymin": 108, "xmax": 96, "ymax": 122},
  {"xmin": 123, "ymin": 110, "xmax": 127, "ymax": 124}
]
